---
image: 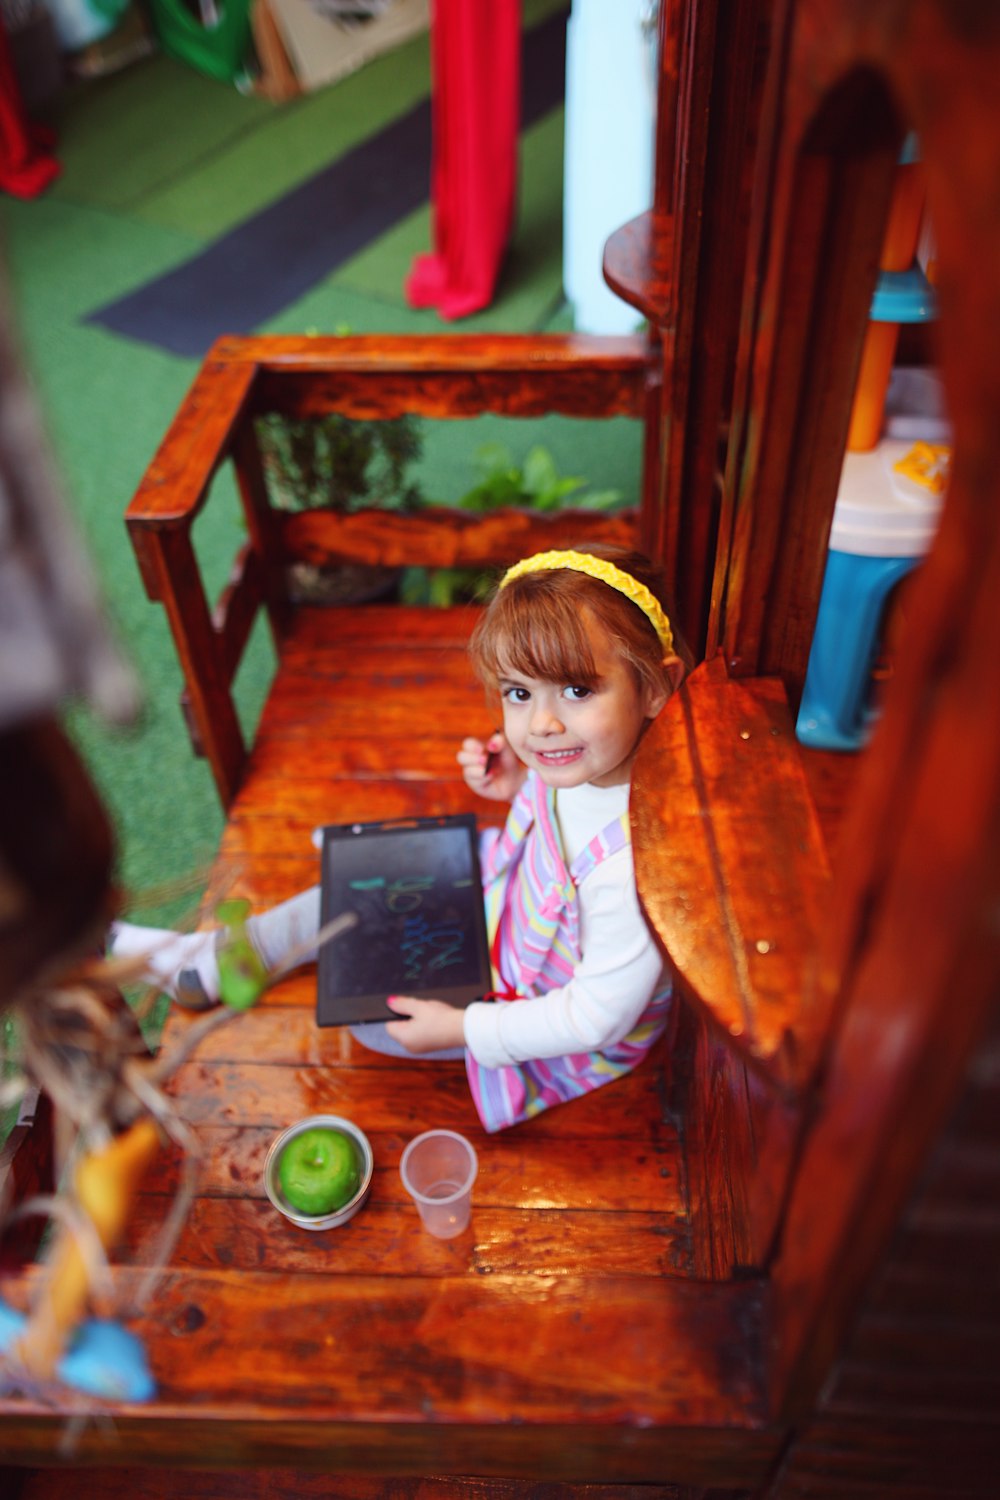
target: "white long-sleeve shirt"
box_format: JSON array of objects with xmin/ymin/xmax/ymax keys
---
[{"xmin": 462, "ymin": 781, "xmax": 668, "ymax": 1069}]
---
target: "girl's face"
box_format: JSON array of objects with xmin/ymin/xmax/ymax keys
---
[{"xmin": 497, "ymin": 616, "xmax": 670, "ymax": 789}]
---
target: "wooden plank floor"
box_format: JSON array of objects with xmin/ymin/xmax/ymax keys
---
[
  {"xmin": 12, "ymin": 1469, "xmax": 753, "ymax": 1500},
  {"xmin": 0, "ymin": 606, "xmax": 775, "ymax": 1487}
]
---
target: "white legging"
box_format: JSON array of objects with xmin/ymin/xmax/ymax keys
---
[
  {"xmin": 247, "ymin": 885, "xmax": 464, "ymax": 1061},
  {"xmin": 247, "ymin": 885, "xmax": 321, "ymax": 972}
]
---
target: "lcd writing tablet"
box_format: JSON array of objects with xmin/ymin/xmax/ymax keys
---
[{"xmin": 316, "ymin": 814, "xmax": 491, "ymax": 1027}]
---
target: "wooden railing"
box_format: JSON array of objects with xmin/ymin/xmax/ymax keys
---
[{"xmin": 125, "ymin": 334, "xmax": 659, "ymax": 808}]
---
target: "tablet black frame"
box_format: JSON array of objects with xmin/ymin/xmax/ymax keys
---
[{"xmin": 316, "ymin": 812, "xmax": 492, "ymax": 1027}]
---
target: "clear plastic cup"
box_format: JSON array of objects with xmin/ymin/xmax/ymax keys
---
[{"xmin": 399, "ymin": 1129, "xmax": 478, "ymax": 1239}]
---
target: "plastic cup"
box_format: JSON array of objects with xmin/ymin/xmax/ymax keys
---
[{"xmin": 399, "ymin": 1130, "xmax": 478, "ymax": 1239}]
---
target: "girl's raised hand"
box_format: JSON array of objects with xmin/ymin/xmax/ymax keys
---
[{"xmin": 457, "ymin": 733, "xmax": 525, "ymax": 802}]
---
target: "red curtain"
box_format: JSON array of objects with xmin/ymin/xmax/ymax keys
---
[
  {"xmin": 0, "ymin": 15, "xmax": 60, "ymax": 199},
  {"xmin": 405, "ymin": 0, "xmax": 521, "ymax": 320}
]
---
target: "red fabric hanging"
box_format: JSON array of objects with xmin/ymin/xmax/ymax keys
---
[
  {"xmin": 406, "ymin": 0, "xmax": 521, "ymax": 320},
  {"xmin": 0, "ymin": 13, "xmax": 60, "ymax": 200}
]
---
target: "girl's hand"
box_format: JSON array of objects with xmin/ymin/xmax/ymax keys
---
[
  {"xmin": 385, "ymin": 995, "xmax": 467, "ymax": 1053},
  {"xmin": 457, "ymin": 733, "xmax": 525, "ymax": 802}
]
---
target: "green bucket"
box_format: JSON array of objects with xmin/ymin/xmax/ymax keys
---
[{"xmin": 147, "ymin": 0, "xmax": 253, "ymax": 84}]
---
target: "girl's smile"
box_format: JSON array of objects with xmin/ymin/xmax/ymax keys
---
[{"xmin": 498, "ymin": 621, "xmax": 668, "ymax": 789}]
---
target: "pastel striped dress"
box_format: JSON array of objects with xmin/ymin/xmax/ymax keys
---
[{"xmin": 466, "ymin": 772, "xmax": 672, "ymax": 1132}]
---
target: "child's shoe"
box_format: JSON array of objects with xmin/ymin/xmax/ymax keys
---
[{"xmin": 109, "ymin": 922, "xmax": 221, "ymax": 1010}]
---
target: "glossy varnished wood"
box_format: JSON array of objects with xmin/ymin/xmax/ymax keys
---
[
  {"xmin": 279, "ymin": 506, "xmax": 637, "ymax": 571},
  {"xmin": 0, "ymin": 605, "xmax": 772, "ymax": 1484},
  {"xmin": 17, "ymin": 1473, "xmax": 748, "ymax": 1500},
  {"xmin": 0, "ymin": 1091, "xmax": 52, "ymax": 1271},
  {"xmin": 11, "ymin": 2, "xmax": 997, "ymax": 1493},
  {"xmin": 632, "ymin": 656, "xmax": 832, "ymax": 1094},
  {"xmin": 222, "ymin": 333, "xmax": 652, "ymax": 422},
  {"xmin": 603, "ymin": 211, "xmax": 673, "ymax": 329},
  {"xmin": 639, "ymin": 0, "xmax": 767, "ymax": 654},
  {"xmin": 124, "ymin": 336, "xmax": 656, "ymax": 807}
]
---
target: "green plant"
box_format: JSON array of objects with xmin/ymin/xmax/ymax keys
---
[
  {"xmin": 256, "ymin": 420, "xmax": 627, "ymax": 608},
  {"xmin": 256, "ymin": 413, "xmax": 425, "ymax": 514},
  {"xmin": 401, "ymin": 441, "xmax": 625, "ymax": 606},
  {"xmin": 453, "ymin": 440, "xmax": 622, "ymax": 515}
]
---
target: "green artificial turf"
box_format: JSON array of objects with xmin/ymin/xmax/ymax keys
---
[
  {"xmin": 0, "ymin": 1, "xmax": 640, "ymax": 938},
  {"xmin": 132, "ymin": 44, "xmax": 436, "ymax": 238},
  {"xmin": 49, "ymin": 59, "xmax": 278, "ymax": 215}
]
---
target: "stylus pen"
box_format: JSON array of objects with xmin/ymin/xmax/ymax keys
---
[{"xmin": 484, "ymin": 729, "xmax": 502, "ymax": 777}]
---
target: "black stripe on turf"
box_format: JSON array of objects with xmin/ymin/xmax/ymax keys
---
[{"xmin": 86, "ymin": 7, "xmax": 569, "ymax": 358}]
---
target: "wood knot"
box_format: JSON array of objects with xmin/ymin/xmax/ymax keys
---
[{"xmin": 171, "ymin": 1303, "xmax": 206, "ymax": 1336}]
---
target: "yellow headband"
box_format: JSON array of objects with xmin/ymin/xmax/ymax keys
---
[{"xmin": 499, "ymin": 549, "xmax": 674, "ymax": 656}]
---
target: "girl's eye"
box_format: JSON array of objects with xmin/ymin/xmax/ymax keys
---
[
  {"xmin": 562, "ymin": 684, "xmax": 592, "ymax": 701},
  {"xmin": 502, "ymin": 685, "xmax": 531, "ymax": 704}
]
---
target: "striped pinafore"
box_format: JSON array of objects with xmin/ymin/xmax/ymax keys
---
[{"xmin": 466, "ymin": 771, "xmax": 672, "ymax": 1132}]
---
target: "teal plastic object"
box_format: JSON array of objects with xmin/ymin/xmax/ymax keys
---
[
  {"xmin": 45, "ymin": 0, "xmax": 129, "ymax": 51},
  {"xmin": 796, "ymin": 550, "xmax": 919, "ymax": 752},
  {"xmin": 870, "ymin": 263, "xmax": 937, "ymax": 323},
  {"xmin": 900, "ymin": 131, "xmax": 920, "ymax": 165},
  {"xmin": 147, "ymin": 0, "xmax": 252, "ymax": 84},
  {"xmin": 0, "ymin": 1298, "xmax": 155, "ymax": 1401}
]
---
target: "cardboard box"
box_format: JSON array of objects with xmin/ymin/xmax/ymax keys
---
[{"xmin": 268, "ymin": 0, "xmax": 428, "ymax": 94}]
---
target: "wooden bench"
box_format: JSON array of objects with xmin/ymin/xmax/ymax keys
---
[{"xmin": 0, "ymin": 319, "xmax": 843, "ymax": 1488}]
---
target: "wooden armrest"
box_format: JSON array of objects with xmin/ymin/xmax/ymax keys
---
[
  {"xmin": 123, "ymin": 357, "xmax": 265, "ymax": 806},
  {"xmin": 126, "ymin": 358, "xmax": 257, "ymax": 531},
  {"xmin": 213, "ymin": 331, "xmax": 652, "ymax": 421},
  {"xmin": 631, "ymin": 655, "xmax": 834, "ymax": 1096},
  {"xmin": 122, "ymin": 331, "xmax": 659, "ymax": 809},
  {"xmin": 0, "ymin": 1088, "xmax": 53, "ymax": 1270}
]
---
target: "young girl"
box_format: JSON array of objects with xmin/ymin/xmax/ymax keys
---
[{"xmin": 112, "ymin": 546, "xmax": 687, "ymax": 1132}]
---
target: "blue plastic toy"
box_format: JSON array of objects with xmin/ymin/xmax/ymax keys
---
[{"xmin": 0, "ymin": 1297, "xmax": 155, "ymax": 1401}]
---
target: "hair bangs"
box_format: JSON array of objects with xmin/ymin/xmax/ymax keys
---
[
  {"xmin": 471, "ymin": 579, "xmax": 599, "ymax": 689},
  {"xmin": 470, "ymin": 544, "xmax": 690, "ymax": 702}
]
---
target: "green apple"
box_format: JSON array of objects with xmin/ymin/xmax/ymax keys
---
[{"xmin": 278, "ymin": 1127, "xmax": 361, "ymax": 1216}]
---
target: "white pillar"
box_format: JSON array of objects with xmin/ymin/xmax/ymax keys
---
[{"xmin": 563, "ymin": 0, "xmax": 658, "ymax": 334}]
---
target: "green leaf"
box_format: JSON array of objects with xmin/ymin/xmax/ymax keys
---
[
  {"xmin": 399, "ymin": 567, "xmax": 431, "ymax": 604},
  {"xmin": 575, "ymin": 488, "xmax": 624, "ymax": 511},
  {"xmin": 534, "ymin": 475, "xmax": 586, "ymax": 511},
  {"xmin": 522, "ymin": 445, "xmax": 559, "ymax": 497},
  {"xmin": 457, "ymin": 469, "xmax": 523, "ymax": 511},
  {"xmin": 425, "ymin": 566, "xmax": 488, "ymax": 605},
  {"xmin": 256, "ymin": 414, "xmax": 425, "ymax": 514},
  {"xmin": 473, "ymin": 440, "xmax": 515, "ymax": 476}
]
